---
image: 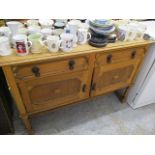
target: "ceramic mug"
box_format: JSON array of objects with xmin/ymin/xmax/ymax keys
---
[
  {"xmin": 53, "ymin": 29, "xmax": 64, "ymax": 36},
  {"xmin": 118, "ymin": 25, "xmax": 129, "ymax": 41},
  {"xmin": 0, "ymin": 26, "xmax": 12, "ymax": 37},
  {"xmin": 26, "ymin": 19, "xmax": 39, "ymax": 27},
  {"xmin": 18, "ymin": 27, "xmax": 28, "ymax": 35},
  {"xmin": 39, "ymin": 19, "xmax": 54, "ymax": 28},
  {"xmin": 6, "ymin": 21, "xmax": 22, "ymax": 35},
  {"xmin": 0, "ymin": 26, "xmax": 12, "ymax": 43},
  {"xmin": 60, "ymin": 32, "xmax": 74, "ymax": 52},
  {"xmin": 77, "ymin": 28, "xmax": 91, "ymax": 44},
  {"xmin": 41, "ymin": 28, "xmax": 52, "ymax": 39},
  {"xmin": 13, "ymin": 34, "xmax": 32, "ymax": 56},
  {"xmin": 78, "ymin": 23, "xmax": 89, "ymax": 30},
  {"xmin": 28, "ymin": 26, "xmax": 41, "ymax": 35},
  {"xmin": 43, "ymin": 35, "xmax": 61, "ymax": 52},
  {"xmin": 128, "ymin": 23, "xmax": 146, "ymax": 40},
  {"xmin": 67, "ymin": 20, "xmax": 81, "ymax": 47},
  {"xmin": 0, "ymin": 36, "xmax": 12, "ymax": 56},
  {"xmin": 28, "ymin": 33, "xmax": 44, "ymax": 54}
]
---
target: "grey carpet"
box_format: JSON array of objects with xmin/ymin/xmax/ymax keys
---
[{"xmin": 13, "ymin": 93, "xmax": 155, "ymax": 135}]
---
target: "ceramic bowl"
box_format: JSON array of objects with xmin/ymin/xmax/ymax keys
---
[
  {"xmin": 89, "ymin": 19, "xmax": 114, "ymax": 28},
  {"xmin": 54, "ymin": 22, "xmax": 65, "ymax": 29},
  {"xmin": 55, "ymin": 19, "xmax": 68, "ymax": 24}
]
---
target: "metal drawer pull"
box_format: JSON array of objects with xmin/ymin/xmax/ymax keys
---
[
  {"xmin": 131, "ymin": 50, "xmax": 137, "ymax": 59},
  {"xmin": 68, "ymin": 60, "xmax": 75, "ymax": 70},
  {"xmin": 91, "ymin": 83, "xmax": 96, "ymax": 91},
  {"xmin": 82, "ymin": 84, "xmax": 86, "ymax": 92},
  {"xmin": 31, "ymin": 66, "xmax": 40, "ymax": 77},
  {"xmin": 107, "ymin": 54, "xmax": 113, "ymax": 63}
]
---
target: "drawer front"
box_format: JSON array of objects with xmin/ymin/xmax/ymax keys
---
[
  {"xmin": 96, "ymin": 47, "xmax": 144, "ymax": 66},
  {"xmin": 12, "ymin": 56, "xmax": 89, "ymax": 79}
]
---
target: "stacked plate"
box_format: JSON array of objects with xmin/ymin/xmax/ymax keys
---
[{"xmin": 88, "ymin": 19, "xmax": 116, "ymax": 47}]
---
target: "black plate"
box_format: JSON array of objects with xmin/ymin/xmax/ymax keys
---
[
  {"xmin": 88, "ymin": 40, "xmax": 108, "ymax": 47},
  {"xmin": 90, "ymin": 35, "xmax": 108, "ymax": 44}
]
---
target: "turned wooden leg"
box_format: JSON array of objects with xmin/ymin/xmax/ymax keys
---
[
  {"xmin": 20, "ymin": 115, "xmax": 34, "ymax": 135},
  {"xmin": 2, "ymin": 66, "xmax": 34, "ymax": 134}
]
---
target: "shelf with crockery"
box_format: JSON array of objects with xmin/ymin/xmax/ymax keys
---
[{"xmin": 0, "ymin": 19, "xmax": 153, "ymax": 59}]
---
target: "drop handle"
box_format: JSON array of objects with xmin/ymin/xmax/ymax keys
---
[
  {"xmin": 31, "ymin": 66, "xmax": 40, "ymax": 77},
  {"xmin": 82, "ymin": 84, "xmax": 86, "ymax": 92},
  {"xmin": 107, "ymin": 54, "xmax": 113, "ymax": 63},
  {"xmin": 131, "ymin": 50, "xmax": 137, "ymax": 59},
  {"xmin": 68, "ymin": 60, "xmax": 75, "ymax": 70},
  {"xmin": 91, "ymin": 83, "xmax": 96, "ymax": 91}
]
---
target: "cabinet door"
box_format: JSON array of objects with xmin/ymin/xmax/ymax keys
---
[
  {"xmin": 91, "ymin": 60, "xmax": 140, "ymax": 97},
  {"xmin": 17, "ymin": 71, "xmax": 90, "ymax": 113}
]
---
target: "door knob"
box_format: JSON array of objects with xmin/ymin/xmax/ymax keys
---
[
  {"xmin": 107, "ymin": 54, "xmax": 113, "ymax": 63},
  {"xmin": 82, "ymin": 84, "xmax": 86, "ymax": 92},
  {"xmin": 31, "ymin": 66, "xmax": 40, "ymax": 77},
  {"xmin": 68, "ymin": 60, "xmax": 75, "ymax": 70},
  {"xmin": 131, "ymin": 50, "xmax": 137, "ymax": 59}
]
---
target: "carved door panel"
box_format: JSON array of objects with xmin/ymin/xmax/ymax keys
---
[
  {"xmin": 91, "ymin": 60, "xmax": 140, "ymax": 96},
  {"xmin": 17, "ymin": 71, "xmax": 90, "ymax": 113}
]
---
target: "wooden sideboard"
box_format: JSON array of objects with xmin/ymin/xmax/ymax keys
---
[{"xmin": 0, "ymin": 40, "xmax": 153, "ymax": 134}]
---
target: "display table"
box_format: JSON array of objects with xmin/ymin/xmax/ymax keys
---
[{"xmin": 0, "ymin": 40, "xmax": 153, "ymax": 134}]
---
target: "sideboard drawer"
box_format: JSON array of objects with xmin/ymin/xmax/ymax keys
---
[
  {"xmin": 96, "ymin": 47, "xmax": 145, "ymax": 66},
  {"xmin": 12, "ymin": 56, "xmax": 89, "ymax": 79}
]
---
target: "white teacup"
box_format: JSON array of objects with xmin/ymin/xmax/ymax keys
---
[
  {"xmin": 13, "ymin": 34, "xmax": 32, "ymax": 56},
  {"xmin": 0, "ymin": 36, "xmax": 12, "ymax": 56},
  {"xmin": 43, "ymin": 35, "xmax": 61, "ymax": 52},
  {"xmin": 77, "ymin": 28, "xmax": 91, "ymax": 44}
]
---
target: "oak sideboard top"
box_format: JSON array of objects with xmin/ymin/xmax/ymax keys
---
[{"xmin": 0, "ymin": 40, "xmax": 154, "ymax": 66}]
